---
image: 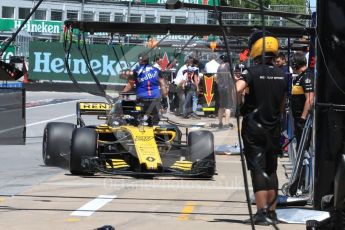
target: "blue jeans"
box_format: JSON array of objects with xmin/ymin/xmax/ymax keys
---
[
  {"xmin": 183, "ymin": 89, "xmax": 195, "ymax": 117},
  {"xmin": 176, "ymin": 86, "xmax": 185, "ymax": 115},
  {"xmin": 192, "ymin": 91, "xmax": 198, "ymax": 113}
]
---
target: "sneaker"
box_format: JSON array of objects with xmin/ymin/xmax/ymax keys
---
[
  {"xmin": 191, "ymin": 113, "xmax": 201, "ymax": 119},
  {"xmin": 224, "ymin": 123, "xmax": 234, "ymax": 129},
  {"xmin": 182, "ymin": 114, "xmax": 191, "ymax": 119},
  {"xmin": 210, "ymin": 123, "xmax": 218, "ymax": 128},
  {"xmin": 267, "ymin": 210, "xmax": 279, "ymax": 225},
  {"xmin": 218, "ymin": 123, "xmax": 223, "ymax": 129},
  {"xmin": 243, "ymin": 209, "xmax": 270, "ymax": 226}
]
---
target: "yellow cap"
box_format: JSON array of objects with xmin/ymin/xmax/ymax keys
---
[{"xmin": 250, "ymin": 36, "xmax": 279, "ymax": 58}]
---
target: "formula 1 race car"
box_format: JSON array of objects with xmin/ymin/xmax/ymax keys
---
[{"xmin": 42, "ymin": 97, "xmax": 216, "ymax": 179}]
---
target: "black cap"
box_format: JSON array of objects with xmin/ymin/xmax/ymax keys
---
[
  {"xmin": 235, "ymin": 63, "xmax": 245, "ymax": 72},
  {"xmin": 138, "ymin": 52, "xmax": 149, "ymax": 63},
  {"xmin": 219, "ymin": 54, "xmax": 229, "ymax": 62},
  {"xmin": 248, "ymin": 30, "xmax": 274, "ymax": 49}
]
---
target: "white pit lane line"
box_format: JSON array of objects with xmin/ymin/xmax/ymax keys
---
[
  {"xmin": 26, "ymin": 99, "xmax": 81, "ymax": 110},
  {"xmin": 71, "ymin": 195, "xmax": 117, "ymax": 217},
  {"xmin": 26, "ymin": 114, "xmax": 76, "ymax": 127},
  {"xmin": 0, "ymin": 114, "xmax": 75, "ymax": 135}
]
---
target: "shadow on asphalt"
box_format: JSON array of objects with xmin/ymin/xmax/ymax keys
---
[
  {"xmin": 6, "ymin": 194, "xmax": 247, "ymax": 204},
  {"xmin": 0, "ymin": 206, "xmax": 248, "ymax": 216},
  {"xmin": 209, "ymin": 218, "xmax": 245, "ymax": 224}
]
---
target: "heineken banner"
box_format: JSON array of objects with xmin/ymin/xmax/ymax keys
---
[
  {"xmin": 29, "ymin": 41, "xmax": 181, "ymax": 84},
  {"xmin": 0, "ymin": 19, "xmax": 62, "ymax": 34}
]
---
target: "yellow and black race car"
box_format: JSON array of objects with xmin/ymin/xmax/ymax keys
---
[{"xmin": 42, "ymin": 98, "xmax": 216, "ymax": 179}]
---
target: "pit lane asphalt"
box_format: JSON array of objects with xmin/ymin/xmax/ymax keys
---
[{"xmin": 0, "ymin": 92, "xmax": 305, "ymax": 230}]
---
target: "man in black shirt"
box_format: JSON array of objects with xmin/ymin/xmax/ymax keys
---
[
  {"xmin": 291, "ymin": 52, "xmax": 314, "ymax": 147},
  {"xmin": 236, "ymin": 31, "xmax": 288, "ymax": 225}
]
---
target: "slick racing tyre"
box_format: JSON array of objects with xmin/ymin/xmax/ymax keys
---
[
  {"xmin": 188, "ymin": 130, "xmax": 215, "ymax": 178},
  {"xmin": 70, "ymin": 128, "xmax": 97, "ymax": 175},
  {"xmin": 42, "ymin": 122, "xmax": 76, "ymax": 167}
]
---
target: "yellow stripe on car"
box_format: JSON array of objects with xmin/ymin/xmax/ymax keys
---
[
  {"xmin": 106, "ymin": 159, "xmax": 130, "ymax": 169},
  {"xmin": 171, "ymin": 161, "xmax": 193, "ymax": 171}
]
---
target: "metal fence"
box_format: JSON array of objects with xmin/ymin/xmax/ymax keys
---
[
  {"xmin": 15, "ymin": 30, "xmax": 32, "ymax": 57},
  {"xmin": 216, "ymin": 5, "xmax": 311, "ymax": 28},
  {"xmin": 0, "ymin": 3, "xmax": 312, "ymax": 52}
]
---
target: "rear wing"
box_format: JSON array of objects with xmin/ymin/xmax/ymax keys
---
[{"xmin": 76, "ymin": 102, "xmax": 111, "ymax": 127}]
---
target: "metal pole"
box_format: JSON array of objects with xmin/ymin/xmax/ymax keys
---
[
  {"xmin": 128, "ymin": 1, "xmax": 131, "ymax": 22},
  {"xmin": 81, "ymin": 0, "xmax": 85, "ymax": 21},
  {"xmin": 0, "ymin": 0, "xmax": 44, "ymax": 56}
]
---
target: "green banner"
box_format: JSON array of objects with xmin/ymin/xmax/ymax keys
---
[
  {"xmin": 0, "ymin": 45, "xmax": 15, "ymax": 62},
  {"xmin": 29, "ymin": 41, "xmax": 181, "ymax": 84},
  {"xmin": 0, "ymin": 18, "xmax": 62, "ymax": 34}
]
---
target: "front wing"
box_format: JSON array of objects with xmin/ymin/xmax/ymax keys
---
[{"xmin": 81, "ymin": 156, "xmax": 216, "ymax": 178}]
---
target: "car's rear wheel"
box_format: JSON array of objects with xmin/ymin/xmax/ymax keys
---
[
  {"xmin": 188, "ymin": 130, "xmax": 215, "ymax": 178},
  {"xmin": 42, "ymin": 122, "xmax": 76, "ymax": 167},
  {"xmin": 70, "ymin": 128, "xmax": 97, "ymax": 175}
]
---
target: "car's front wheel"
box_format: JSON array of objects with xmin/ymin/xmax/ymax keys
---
[
  {"xmin": 187, "ymin": 130, "xmax": 215, "ymax": 178},
  {"xmin": 70, "ymin": 128, "xmax": 97, "ymax": 175}
]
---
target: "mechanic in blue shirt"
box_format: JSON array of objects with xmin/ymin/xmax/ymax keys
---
[{"xmin": 122, "ymin": 53, "xmax": 168, "ymax": 126}]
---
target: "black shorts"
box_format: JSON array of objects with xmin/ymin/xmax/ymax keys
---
[
  {"xmin": 241, "ymin": 116, "xmax": 281, "ymax": 174},
  {"xmin": 169, "ymin": 83, "xmax": 177, "ymax": 93},
  {"xmin": 218, "ymin": 88, "xmax": 231, "ymax": 108},
  {"xmin": 138, "ymin": 98, "xmax": 160, "ymax": 126}
]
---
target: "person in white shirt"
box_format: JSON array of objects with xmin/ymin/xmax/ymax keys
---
[
  {"xmin": 174, "ymin": 59, "xmax": 189, "ymax": 85},
  {"xmin": 153, "ymin": 56, "xmax": 163, "ymax": 70},
  {"xmin": 204, "ymin": 54, "xmax": 220, "ymax": 74}
]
